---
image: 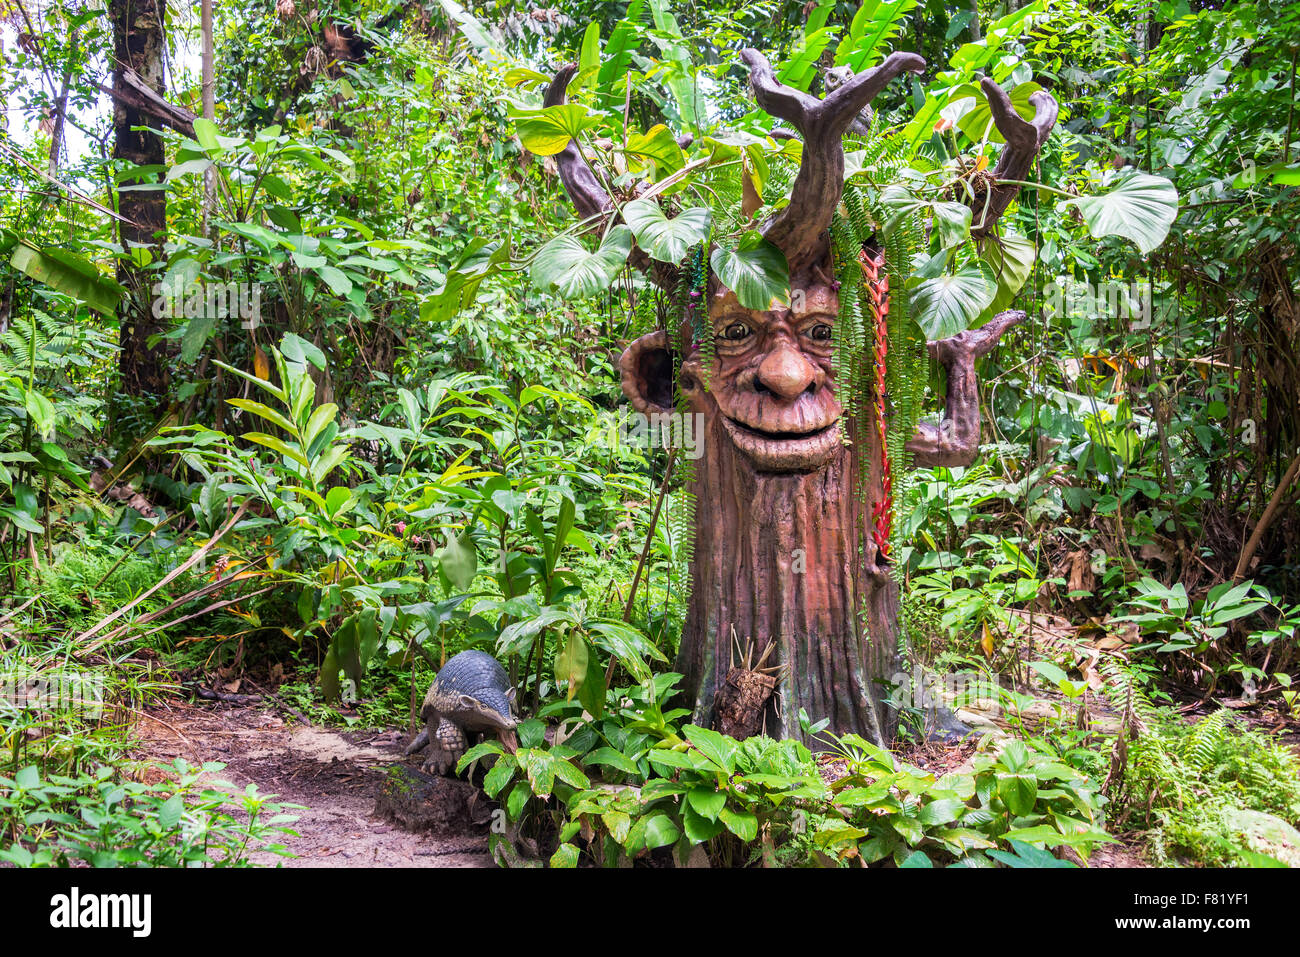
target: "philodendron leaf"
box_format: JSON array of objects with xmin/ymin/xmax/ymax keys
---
[
  {"xmin": 509, "ymin": 102, "xmax": 602, "ymax": 156},
  {"xmin": 910, "ymin": 261, "xmax": 997, "ymax": 339},
  {"xmin": 625, "ymin": 125, "xmax": 686, "ymax": 179},
  {"xmin": 954, "ymin": 81, "xmax": 1045, "ymax": 145},
  {"xmin": 710, "ymin": 231, "xmax": 790, "ymax": 311},
  {"xmin": 1064, "ymin": 170, "xmax": 1179, "ymax": 254},
  {"xmin": 978, "ymin": 230, "xmax": 1035, "ymax": 314},
  {"xmin": 623, "ymin": 199, "xmax": 711, "ymax": 264},
  {"xmin": 531, "ymin": 225, "xmax": 632, "ymax": 298}
]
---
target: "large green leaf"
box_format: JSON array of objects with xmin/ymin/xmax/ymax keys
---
[
  {"xmin": 910, "ymin": 261, "xmax": 997, "ymax": 339},
  {"xmin": 438, "ymin": 529, "xmax": 478, "ymax": 590},
  {"xmin": 509, "ymin": 102, "xmax": 602, "ymax": 157},
  {"xmin": 978, "ymin": 230, "xmax": 1035, "ymax": 314},
  {"xmin": 531, "ymin": 226, "xmax": 632, "ymax": 299},
  {"xmin": 1064, "ymin": 170, "xmax": 1179, "ymax": 255},
  {"xmin": 9, "ymin": 243, "xmax": 125, "ymax": 316},
  {"xmin": 624, "ymin": 125, "xmax": 687, "ymax": 180},
  {"xmin": 955, "ymin": 81, "xmax": 1045, "ymax": 145},
  {"xmin": 710, "ymin": 232, "xmax": 790, "ymax": 311},
  {"xmin": 623, "ymin": 200, "xmax": 710, "ymax": 264}
]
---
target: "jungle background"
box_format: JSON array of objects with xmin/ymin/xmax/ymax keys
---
[{"xmin": 0, "ymin": 0, "xmax": 1299, "ymax": 869}]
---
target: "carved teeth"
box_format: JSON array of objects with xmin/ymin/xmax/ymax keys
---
[{"xmin": 720, "ymin": 416, "xmax": 843, "ymax": 472}]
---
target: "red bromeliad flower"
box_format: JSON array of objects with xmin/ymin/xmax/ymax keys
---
[{"xmin": 858, "ymin": 249, "xmax": 893, "ymax": 562}]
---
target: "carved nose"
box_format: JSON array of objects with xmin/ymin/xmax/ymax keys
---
[{"xmin": 756, "ymin": 341, "xmax": 817, "ymax": 399}]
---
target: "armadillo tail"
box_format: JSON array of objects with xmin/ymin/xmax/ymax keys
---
[{"xmin": 404, "ymin": 729, "xmax": 430, "ymax": 755}]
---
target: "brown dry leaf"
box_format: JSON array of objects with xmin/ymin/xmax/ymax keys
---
[
  {"xmin": 1066, "ymin": 549, "xmax": 1095, "ymax": 596},
  {"xmin": 254, "ymin": 346, "xmax": 270, "ymax": 381},
  {"xmin": 742, "ymin": 167, "xmax": 762, "ymax": 218}
]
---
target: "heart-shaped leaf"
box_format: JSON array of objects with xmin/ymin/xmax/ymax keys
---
[
  {"xmin": 509, "ymin": 102, "xmax": 602, "ymax": 156},
  {"xmin": 978, "ymin": 230, "xmax": 1035, "ymax": 314},
  {"xmin": 955, "ymin": 81, "xmax": 1045, "ymax": 145},
  {"xmin": 531, "ymin": 225, "xmax": 632, "ymax": 299},
  {"xmin": 910, "ymin": 261, "xmax": 997, "ymax": 339},
  {"xmin": 1065, "ymin": 170, "xmax": 1179, "ymax": 254},
  {"xmin": 623, "ymin": 200, "xmax": 711, "ymax": 264},
  {"xmin": 625, "ymin": 124, "xmax": 686, "ymax": 179},
  {"xmin": 710, "ymin": 231, "xmax": 790, "ymax": 311}
]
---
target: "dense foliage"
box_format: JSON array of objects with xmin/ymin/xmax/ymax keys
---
[{"xmin": 0, "ymin": 0, "xmax": 1297, "ymax": 868}]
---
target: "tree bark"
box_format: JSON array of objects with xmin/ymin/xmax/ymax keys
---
[
  {"xmin": 110, "ymin": 0, "xmax": 170, "ymax": 402},
  {"xmin": 678, "ymin": 414, "xmax": 899, "ymax": 746}
]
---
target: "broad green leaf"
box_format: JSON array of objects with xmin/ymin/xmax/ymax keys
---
[
  {"xmin": 584, "ymin": 747, "xmax": 640, "ymax": 776},
  {"xmin": 315, "ymin": 265, "xmax": 353, "ymax": 296},
  {"xmin": 686, "ymin": 786, "xmax": 726, "ymax": 822},
  {"xmin": 579, "ymin": 21, "xmax": 601, "ymax": 78},
  {"xmin": 978, "ymin": 231, "xmax": 1035, "ymax": 313},
  {"xmin": 531, "ymin": 226, "xmax": 632, "ymax": 299},
  {"xmin": 718, "ymin": 806, "xmax": 758, "ymax": 842},
  {"xmin": 623, "ymin": 200, "xmax": 710, "ymax": 264},
  {"xmin": 550, "ymin": 843, "xmax": 580, "ymax": 867},
  {"xmin": 1064, "ymin": 170, "xmax": 1179, "ymax": 255},
  {"xmin": 910, "ymin": 261, "xmax": 997, "ymax": 339},
  {"xmin": 710, "ymin": 232, "xmax": 790, "ymax": 311},
  {"xmin": 555, "ymin": 632, "xmax": 589, "ymax": 699},
  {"xmin": 9, "ymin": 243, "xmax": 124, "ymax": 316},
  {"xmin": 438, "ymin": 530, "xmax": 478, "ymax": 590},
  {"xmin": 23, "ymin": 390, "xmax": 55, "ymax": 440},
  {"xmin": 642, "ymin": 813, "xmax": 680, "ymax": 849},
  {"xmin": 683, "ymin": 724, "xmax": 735, "ymax": 774},
  {"xmin": 954, "ymin": 81, "xmax": 1045, "ymax": 145},
  {"xmin": 624, "ymin": 125, "xmax": 686, "ymax": 180},
  {"xmin": 509, "ymin": 102, "xmax": 601, "ymax": 157}
]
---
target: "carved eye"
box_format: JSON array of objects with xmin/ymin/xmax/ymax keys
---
[
  {"xmin": 721, "ymin": 322, "xmax": 751, "ymax": 341},
  {"xmin": 808, "ymin": 323, "xmax": 833, "ymax": 341}
]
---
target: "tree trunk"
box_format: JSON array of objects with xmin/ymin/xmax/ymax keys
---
[
  {"xmin": 678, "ymin": 414, "xmax": 899, "ymax": 747},
  {"xmin": 110, "ymin": 0, "xmax": 170, "ymax": 402}
]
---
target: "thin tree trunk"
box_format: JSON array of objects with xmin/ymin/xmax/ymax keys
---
[
  {"xmin": 110, "ymin": 0, "xmax": 170, "ymax": 403},
  {"xmin": 201, "ymin": 0, "xmax": 216, "ymax": 231}
]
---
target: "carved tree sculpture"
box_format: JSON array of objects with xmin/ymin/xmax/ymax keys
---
[{"xmin": 545, "ymin": 50, "xmax": 1058, "ymax": 745}]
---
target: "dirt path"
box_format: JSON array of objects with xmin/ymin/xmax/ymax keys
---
[{"xmin": 130, "ymin": 698, "xmax": 492, "ymax": 867}]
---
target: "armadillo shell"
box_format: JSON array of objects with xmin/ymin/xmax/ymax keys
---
[{"xmin": 426, "ymin": 649, "xmax": 514, "ymax": 730}]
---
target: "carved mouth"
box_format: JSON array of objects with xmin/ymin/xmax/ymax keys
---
[
  {"xmin": 725, "ymin": 417, "xmax": 835, "ymax": 441},
  {"xmin": 720, "ymin": 415, "xmax": 843, "ymax": 472}
]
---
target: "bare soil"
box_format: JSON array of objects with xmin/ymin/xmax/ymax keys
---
[{"xmin": 129, "ymin": 698, "xmax": 492, "ymax": 868}]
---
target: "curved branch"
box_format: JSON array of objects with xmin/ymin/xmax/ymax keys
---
[
  {"xmin": 543, "ymin": 64, "xmax": 614, "ymax": 221},
  {"xmin": 971, "ymin": 79, "xmax": 1059, "ymax": 236},
  {"xmin": 740, "ymin": 49, "xmax": 926, "ymax": 272},
  {"xmin": 906, "ymin": 309, "xmax": 1022, "ymax": 467},
  {"xmin": 542, "ymin": 64, "xmax": 679, "ymax": 289}
]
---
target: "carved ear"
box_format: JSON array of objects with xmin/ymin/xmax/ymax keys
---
[{"xmin": 619, "ymin": 331, "xmax": 677, "ymax": 414}]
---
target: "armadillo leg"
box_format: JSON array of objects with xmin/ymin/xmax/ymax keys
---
[{"xmin": 422, "ymin": 717, "xmax": 468, "ymax": 776}]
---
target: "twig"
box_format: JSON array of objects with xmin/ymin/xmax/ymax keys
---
[
  {"xmin": 74, "ymin": 503, "xmax": 248, "ymax": 645},
  {"xmin": 1233, "ymin": 450, "xmax": 1300, "ymax": 583}
]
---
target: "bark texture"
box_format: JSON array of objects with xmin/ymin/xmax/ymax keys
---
[
  {"xmin": 678, "ymin": 414, "xmax": 899, "ymax": 745},
  {"xmin": 111, "ymin": 0, "xmax": 170, "ymax": 401}
]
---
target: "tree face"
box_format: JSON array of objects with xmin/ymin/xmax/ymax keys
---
[{"xmin": 686, "ymin": 280, "xmax": 844, "ymax": 473}]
